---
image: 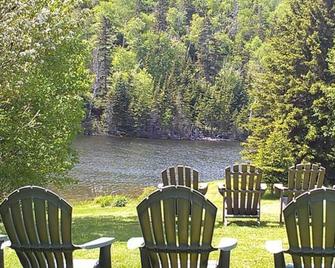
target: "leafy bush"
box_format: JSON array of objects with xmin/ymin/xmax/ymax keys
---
[{"xmin": 94, "ymin": 195, "xmax": 128, "ymax": 207}]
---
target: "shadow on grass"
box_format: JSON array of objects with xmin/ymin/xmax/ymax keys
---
[
  {"xmin": 215, "ymin": 219, "xmax": 282, "ymax": 228},
  {"xmin": 72, "ymin": 215, "xmax": 141, "ymax": 244},
  {"xmin": 262, "ymin": 191, "xmax": 279, "ymax": 200}
]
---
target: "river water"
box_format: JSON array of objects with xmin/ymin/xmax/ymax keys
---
[{"xmin": 64, "ymin": 136, "xmax": 242, "ymax": 200}]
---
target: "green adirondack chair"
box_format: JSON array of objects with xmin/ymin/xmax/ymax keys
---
[
  {"xmin": 128, "ymin": 185, "xmax": 237, "ymax": 268},
  {"xmin": 218, "ymin": 164, "xmax": 266, "ymax": 225},
  {"xmin": 266, "ymin": 188, "xmax": 335, "ymax": 268},
  {"xmin": 274, "ymin": 163, "xmax": 325, "ymax": 223},
  {"xmin": 0, "ymin": 186, "xmax": 114, "ymax": 268},
  {"xmin": 159, "ymin": 165, "xmax": 208, "ymax": 195}
]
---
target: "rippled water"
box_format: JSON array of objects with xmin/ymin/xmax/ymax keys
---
[{"xmin": 63, "ymin": 136, "xmax": 242, "ymax": 200}]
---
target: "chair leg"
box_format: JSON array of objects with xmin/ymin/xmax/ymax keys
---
[
  {"xmin": 273, "ymin": 252, "xmax": 285, "ymax": 268},
  {"xmin": 218, "ymin": 250, "xmax": 230, "ymax": 268},
  {"xmin": 140, "ymin": 248, "xmax": 151, "ymax": 267},
  {"xmin": 279, "ymin": 192, "xmax": 283, "ymax": 224},
  {"xmin": 0, "ymin": 248, "xmax": 3, "ymax": 268},
  {"xmin": 98, "ymin": 245, "xmax": 111, "ymax": 268},
  {"xmin": 223, "ymin": 197, "xmax": 228, "ymax": 226}
]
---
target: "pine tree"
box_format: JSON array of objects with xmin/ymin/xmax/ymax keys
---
[{"xmin": 244, "ymin": 0, "xmax": 335, "ymax": 181}]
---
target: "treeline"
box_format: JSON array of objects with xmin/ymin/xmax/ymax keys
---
[
  {"xmin": 85, "ymin": 0, "xmax": 280, "ymax": 139},
  {"xmin": 86, "ymin": 0, "xmax": 335, "ymax": 181}
]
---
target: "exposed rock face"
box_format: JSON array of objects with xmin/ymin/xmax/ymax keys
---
[{"xmin": 84, "ymin": 16, "xmax": 112, "ymax": 135}]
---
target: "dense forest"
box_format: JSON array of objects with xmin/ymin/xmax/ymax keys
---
[
  {"xmin": 85, "ymin": 0, "xmax": 281, "ymax": 139},
  {"xmin": 1, "ymin": 0, "xmax": 335, "ymax": 194}
]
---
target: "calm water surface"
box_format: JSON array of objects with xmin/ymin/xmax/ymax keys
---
[{"xmin": 63, "ymin": 136, "xmax": 242, "ymax": 200}]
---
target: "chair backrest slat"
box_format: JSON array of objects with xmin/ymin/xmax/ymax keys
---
[
  {"xmin": 161, "ymin": 165, "xmax": 200, "ymax": 192},
  {"xmin": 163, "ymin": 198, "xmax": 178, "ymax": 266},
  {"xmin": 185, "ymin": 168, "xmax": 191, "ymax": 188},
  {"xmin": 193, "ymin": 170, "xmax": 199, "ymax": 190},
  {"xmin": 200, "ymin": 205, "xmax": 216, "ymax": 266},
  {"xmin": 232, "ymin": 165, "xmax": 239, "ymax": 215},
  {"xmin": 178, "ymin": 198, "xmax": 190, "ymax": 267},
  {"xmin": 178, "ymin": 166, "xmax": 184, "ymax": 186},
  {"xmin": 190, "ymin": 201, "xmax": 203, "ymax": 267},
  {"xmin": 310, "ymin": 192, "xmax": 323, "ymax": 267},
  {"xmin": 240, "ymin": 164, "xmax": 247, "ymax": 215},
  {"xmin": 225, "ymin": 167, "xmax": 233, "ymax": 214},
  {"xmin": 284, "ymin": 189, "xmax": 335, "ymax": 267},
  {"xmin": 0, "ymin": 186, "xmax": 75, "ymax": 268},
  {"xmin": 48, "ymin": 201, "xmax": 64, "ymax": 268},
  {"xmin": 137, "ymin": 186, "xmax": 217, "ymax": 268}
]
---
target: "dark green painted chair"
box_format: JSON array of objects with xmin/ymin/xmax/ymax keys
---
[
  {"xmin": 128, "ymin": 185, "xmax": 237, "ymax": 268},
  {"xmin": 266, "ymin": 188, "xmax": 335, "ymax": 268},
  {"xmin": 274, "ymin": 163, "xmax": 325, "ymax": 223},
  {"xmin": 0, "ymin": 186, "xmax": 114, "ymax": 268},
  {"xmin": 158, "ymin": 165, "xmax": 208, "ymax": 195},
  {"xmin": 218, "ymin": 164, "xmax": 266, "ymax": 225}
]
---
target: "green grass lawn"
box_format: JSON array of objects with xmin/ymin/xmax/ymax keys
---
[{"xmin": 0, "ymin": 181, "xmax": 290, "ymax": 267}]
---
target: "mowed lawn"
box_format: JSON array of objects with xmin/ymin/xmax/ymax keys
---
[{"xmin": 0, "ymin": 181, "xmax": 290, "ymax": 267}]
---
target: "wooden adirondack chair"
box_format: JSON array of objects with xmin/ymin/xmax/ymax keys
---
[
  {"xmin": 0, "ymin": 186, "xmax": 114, "ymax": 268},
  {"xmin": 266, "ymin": 188, "xmax": 335, "ymax": 268},
  {"xmin": 128, "ymin": 186, "xmax": 237, "ymax": 268},
  {"xmin": 274, "ymin": 163, "xmax": 325, "ymax": 223},
  {"xmin": 218, "ymin": 164, "xmax": 266, "ymax": 225},
  {"xmin": 159, "ymin": 165, "xmax": 208, "ymax": 195}
]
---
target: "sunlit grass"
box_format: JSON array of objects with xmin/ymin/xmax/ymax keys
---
[{"xmin": 0, "ymin": 182, "xmax": 290, "ymax": 267}]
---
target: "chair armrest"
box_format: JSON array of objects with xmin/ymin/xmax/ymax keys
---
[
  {"xmin": 76, "ymin": 237, "xmax": 114, "ymax": 249},
  {"xmin": 127, "ymin": 237, "xmax": 145, "ymax": 249},
  {"xmin": 274, "ymin": 183, "xmax": 286, "ymax": 191},
  {"xmin": 265, "ymin": 240, "xmax": 283, "ymax": 254},
  {"xmin": 198, "ymin": 183, "xmax": 208, "ymax": 195},
  {"xmin": 261, "ymin": 183, "xmax": 267, "ymax": 191},
  {"xmin": 0, "ymin": 235, "xmax": 10, "ymax": 250},
  {"xmin": 217, "ymin": 238, "xmax": 237, "ymax": 252},
  {"xmin": 218, "ymin": 183, "xmax": 226, "ymax": 196},
  {"xmin": 158, "ymin": 183, "xmax": 164, "ymax": 189},
  {"xmin": 0, "ymin": 235, "xmax": 7, "ymax": 243}
]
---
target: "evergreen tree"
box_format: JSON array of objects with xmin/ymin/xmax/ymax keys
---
[{"xmin": 244, "ymin": 0, "xmax": 335, "ymax": 182}]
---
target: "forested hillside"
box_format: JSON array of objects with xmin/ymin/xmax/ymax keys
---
[{"xmin": 85, "ymin": 0, "xmax": 280, "ymax": 139}]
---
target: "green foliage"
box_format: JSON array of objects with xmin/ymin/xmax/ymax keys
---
[
  {"xmin": 89, "ymin": 0, "xmax": 280, "ymax": 139},
  {"xmin": 244, "ymin": 0, "xmax": 335, "ymax": 182},
  {"xmin": 94, "ymin": 194, "xmax": 128, "ymax": 207},
  {"xmin": 0, "ymin": 0, "xmax": 91, "ymax": 194}
]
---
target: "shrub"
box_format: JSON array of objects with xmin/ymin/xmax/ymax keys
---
[{"xmin": 94, "ymin": 195, "xmax": 128, "ymax": 207}]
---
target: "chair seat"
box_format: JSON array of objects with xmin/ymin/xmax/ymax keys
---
[{"xmin": 73, "ymin": 259, "xmax": 99, "ymax": 268}]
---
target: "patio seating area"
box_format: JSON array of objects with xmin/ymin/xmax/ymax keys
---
[{"xmin": 0, "ymin": 163, "xmax": 333, "ymax": 267}]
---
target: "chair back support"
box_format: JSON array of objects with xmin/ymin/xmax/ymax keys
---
[
  {"xmin": 287, "ymin": 163, "xmax": 325, "ymax": 203},
  {"xmin": 284, "ymin": 188, "xmax": 335, "ymax": 267},
  {"xmin": 0, "ymin": 186, "xmax": 75, "ymax": 268},
  {"xmin": 224, "ymin": 164, "xmax": 262, "ymax": 216},
  {"xmin": 161, "ymin": 165, "xmax": 199, "ymax": 190},
  {"xmin": 137, "ymin": 186, "xmax": 217, "ymax": 268}
]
